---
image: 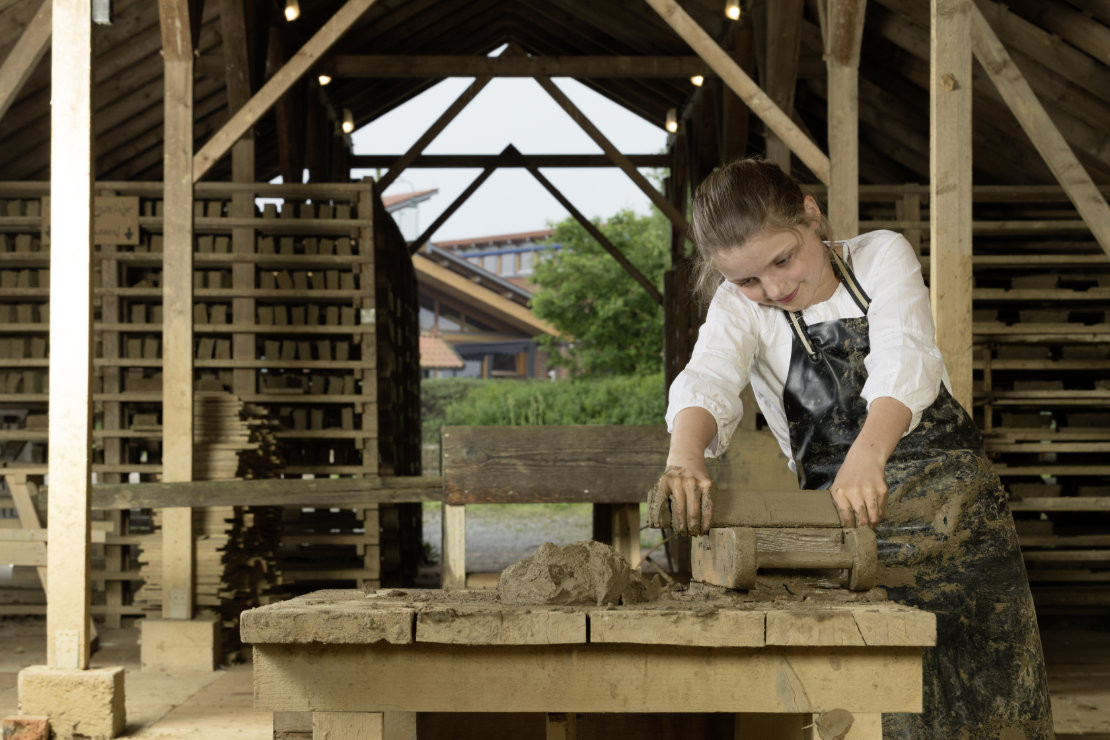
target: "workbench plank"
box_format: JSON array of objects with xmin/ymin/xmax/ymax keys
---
[
  {"xmin": 416, "ymin": 605, "xmax": 585, "ymax": 645},
  {"xmin": 240, "ymin": 590, "xmax": 413, "ymax": 645},
  {"xmin": 766, "ymin": 604, "xmax": 936, "ymax": 647},
  {"xmin": 587, "ymin": 607, "xmax": 765, "ymax": 647},
  {"xmin": 252, "ymin": 643, "xmax": 924, "ymax": 714}
]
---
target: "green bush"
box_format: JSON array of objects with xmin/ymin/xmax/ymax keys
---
[
  {"xmin": 421, "ymin": 377, "xmax": 487, "ymax": 444},
  {"xmin": 433, "ymin": 373, "xmax": 667, "ymax": 430}
]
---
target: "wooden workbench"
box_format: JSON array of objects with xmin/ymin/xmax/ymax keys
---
[{"xmin": 241, "ymin": 587, "xmax": 935, "ymax": 739}]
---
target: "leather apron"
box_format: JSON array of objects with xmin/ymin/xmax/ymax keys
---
[{"xmin": 781, "ymin": 248, "xmax": 1054, "ymax": 739}]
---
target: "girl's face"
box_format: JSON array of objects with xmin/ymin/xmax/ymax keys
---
[{"xmin": 711, "ymin": 196, "xmax": 838, "ymax": 311}]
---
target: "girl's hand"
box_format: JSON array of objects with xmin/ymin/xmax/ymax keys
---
[
  {"xmin": 829, "ymin": 448, "xmax": 888, "ymax": 528},
  {"xmin": 649, "ymin": 460, "xmax": 715, "ymax": 536}
]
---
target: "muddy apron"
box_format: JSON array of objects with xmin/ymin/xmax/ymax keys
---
[{"xmin": 780, "ymin": 249, "xmax": 1054, "ymax": 739}]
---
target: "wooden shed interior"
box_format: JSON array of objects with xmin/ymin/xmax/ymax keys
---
[{"xmin": 0, "ymin": 0, "xmax": 1109, "ymax": 735}]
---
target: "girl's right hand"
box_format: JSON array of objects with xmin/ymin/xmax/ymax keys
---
[{"xmin": 649, "ymin": 461, "xmax": 715, "ymax": 536}]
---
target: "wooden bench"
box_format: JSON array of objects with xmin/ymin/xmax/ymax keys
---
[{"xmin": 439, "ymin": 424, "xmax": 797, "ymax": 587}]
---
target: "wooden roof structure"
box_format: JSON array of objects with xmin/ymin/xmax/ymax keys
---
[{"xmin": 0, "ymin": 0, "xmax": 1107, "ymax": 188}]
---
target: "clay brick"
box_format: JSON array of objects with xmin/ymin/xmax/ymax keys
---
[{"xmin": 2, "ymin": 715, "xmax": 49, "ymax": 740}]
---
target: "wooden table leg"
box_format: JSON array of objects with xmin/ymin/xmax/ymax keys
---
[
  {"xmin": 610, "ymin": 503, "xmax": 641, "ymax": 568},
  {"xmin": 441, "ymin": 503, "xmax": 466, "ymax": 589},
  {"xmin": 546, "ymin": 712, "xmax": 576, "ymax": 740},
  {"xmin": 734, "ymin": 713, "xmax": 808, "ymax": 739},
  {"xmin": 313, "ymin": 711, "xmax": 416, "ymax": 739}
]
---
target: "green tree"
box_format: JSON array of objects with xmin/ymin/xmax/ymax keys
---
[{"xmin": 530, "ymin": 207, "xmax": 669, "ymax": 377}]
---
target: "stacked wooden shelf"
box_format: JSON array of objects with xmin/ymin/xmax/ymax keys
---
[
  {"xmin": 855, "ymin": 185, "xmax": 1110, "ymax": 614},
  {"xmin": 0, "ymin": 180, "xmax": 423, "ymax": 616}
]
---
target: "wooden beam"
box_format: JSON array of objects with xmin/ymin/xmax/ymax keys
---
[
  {"xmin": 763, "ymin": 0, "xmax": 804, "ymax": 169},
  {"xmin": 535, "ymin": 76, "xmax": 689, "ymax": 235},
  {"xmin": 826, "ymin": 0, "xmax": 867, "ymax": 239},
  {"xmin": 508, "ymin": 146, "xmax": 663, "ymax": 306},
  {"xmin": 930, "ymin": 0, "xmax": 974, "ymax": 412},
  {"xmin": 159, "ymin": 0, "xmax": 196, "ymax": 620},
  {"xmin": 267, "ymin": 24, "xmax": 305, "ymax": 185},
  {"xmin": 969, "ymin": 4, "xmax": 1110, "ymax": 258},
  {"xmin": 327, "ymin": 55, "xmax": 711, "ymax": 78},
  {"xmin": 408, "ymin": 166, "xmax": 495, "ymax": 255},
  {"xmin": 47, "ymin": 0, "xmax": 94, "ymax": 671},
  {"xmin": 354, "ymin": 153, "xmax": 671, "ymax": 169},
  {"xmin": 0, "ymin": 0, "xmax": 51, "ymax": 122},
  {"xmin": 192, "ymin": 0, "xmax": 379, "ymax": 181},
  {"xmin": 378, "ymin": 75, "xmax": 492, "ymax": 191},
  {"xmin": 642, "ymin": 0, "xmax": 830, "ymax": 185}
]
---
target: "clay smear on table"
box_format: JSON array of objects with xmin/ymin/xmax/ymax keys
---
[{"xmin": 497, "ymin": 540, "xmax": 663, "ymax": 606}]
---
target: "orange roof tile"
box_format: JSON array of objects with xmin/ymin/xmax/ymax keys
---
[{"xmin": 420, "ymin": 333, "xmax": 466, "ymax": 369}]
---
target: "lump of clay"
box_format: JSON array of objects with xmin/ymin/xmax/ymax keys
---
[{"xmin": 498, "ymin": 540, "xmax": 660, "ymax": 606}]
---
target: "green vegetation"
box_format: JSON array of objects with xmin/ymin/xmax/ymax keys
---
[
  {"xmin": 530, "ymin": 207, "xmax": 669, "ymax": 377},
  {"xmin": 421, "ymin": 373, "xmax": 666, "ymax": 443}
]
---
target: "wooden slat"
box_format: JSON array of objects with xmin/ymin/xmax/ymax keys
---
[
  {"xmin": 441, "ymin": 425, "xmax": 791, "ymax": 505},
  {"xmin": 192, "ymin": 0, "xmax": 379, "ymax": 181},
  {"xmin": 1009, "ymin": 497, "xmax": 1110, "ymax": 511},
  {"xmin": 88, "ymin": 475, "xmax": 442, "ymax": 510},
  {"xmin": 970, "ymin": 3, "xmax": 1110, "ymax": 257},
  {"xmin": 0, "ymin": 0, "xmax": 50, "ymax": 121},
  {"xmin": 328, "ymin": 55, "xmax": 711, "ymax": 78},
  {"xmin": 47, "ymin": 0, "xmax": 94, "ymax": 670}
]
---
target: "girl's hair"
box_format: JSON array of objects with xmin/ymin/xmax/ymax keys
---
[{"xmin": 689, "ymin": 157, "xmax": 825, "ymax": 306}]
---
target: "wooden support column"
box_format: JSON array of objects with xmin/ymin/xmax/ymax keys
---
[
  {"xmin": 643, "ymin": 0, "xmax": 830, "ymax": 185},
  {"xmin": 826, "ymin": 0, "xmax": 867, "ymax": 240},
  {"xmin": 969, "ymin": 4, "xmax": 1110, "ymax": 257},
  {"xmin": 160, "ymin": 0, "xmax": 196, "ymax": 620},
  {"xmin": 220, "ymin": 0, "xmax": 257, "ymax": 401},
  {"xmin": 763, "ymin": 0, "xmax": 803, "ymax": 170},
  {"xmin": 268, "ymin": 25, "xmax": 305, "ymax": 185},
  {"xmin": 0, "ymin": 0, "xmax": 51, "ymax": 122},
  {"xmin": 356, "ymin": 181, "xmax": 379, "ymax": 477},
  {"xmin": 47, "ymin": 0, "xmax": 93, "ymax": 670},
  {"xmin": 930, "ymin": 0, "xmax": 974, "ymax": 411},
  {"xmin": 720, "ymin": 23, "xmax": 754, "ymax": 164}
]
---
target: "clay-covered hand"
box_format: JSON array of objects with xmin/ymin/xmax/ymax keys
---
[
  {"xmin": 829, "ymin": 450, "xmax": 888, "ymax": 528},
  {"xmin": 648, "ymin": 464, "xmax": 715, "ymax": 536}
]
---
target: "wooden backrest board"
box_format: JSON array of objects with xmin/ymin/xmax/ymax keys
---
[{"xmin": 441, "ymin": 424, "xmax": 798, "ymax": 505}]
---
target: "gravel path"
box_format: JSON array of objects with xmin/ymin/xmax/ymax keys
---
[{"xmin": 421, "ymin": 503, "xmax": 663, "ymax": 573}]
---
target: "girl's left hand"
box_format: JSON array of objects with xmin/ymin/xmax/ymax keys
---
[{"xmin": 829, "ymin": 450, "xmax": 888, "ymax": 528}]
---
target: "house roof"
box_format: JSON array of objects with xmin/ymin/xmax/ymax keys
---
[
  {"xmin": 419, "ymin": 332, "xmax": 466, "ymax": 369},
  {"xmin": 382, "ymin": 188, "xmax": 439, "ymax": 210},
  {"xmin": 434, "ymin": 229, "xmax": 556, "ymax": 250}
]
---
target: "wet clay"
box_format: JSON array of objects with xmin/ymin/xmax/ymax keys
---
[{"xmin": 497, "ymin": 540, "xmax": 663, "ymax": 606}]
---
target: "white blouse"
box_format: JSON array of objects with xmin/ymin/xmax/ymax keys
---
[{"xmin": 666, "ymin": 230, "xmax": 950, "ymax": 469}]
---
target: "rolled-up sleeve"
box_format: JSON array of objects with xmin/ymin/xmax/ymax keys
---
[
  {"xmin": 665, "ymin": 290, "xmax": 759, "ymax": 457},
  {"xmin": 860, "ymin": 232, "xmax": 946, "ymax": 432}
]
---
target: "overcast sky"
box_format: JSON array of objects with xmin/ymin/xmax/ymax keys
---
[{"xmin": 350, "ymin": 77, "xmax": 669, "ymax": 242}]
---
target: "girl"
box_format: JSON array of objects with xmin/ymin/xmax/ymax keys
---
[{"xmin": 657, "ymin": 157, "xmax": 1053, "ymax": 738}]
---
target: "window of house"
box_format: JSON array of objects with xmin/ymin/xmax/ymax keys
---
[
  {"xmin": 482, "ymin": 254, "xmax": 498, "ymax": 273},
  {"xmin": 419, "ymin": 296, "xmax": 436, "ymax": 331},
  {"xmin": 438, "ymin": 304, "xmax": 462, "ymax": 331}
]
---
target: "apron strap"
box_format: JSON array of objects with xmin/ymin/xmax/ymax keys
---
[{"xmin": 782, "ymin": 243, "xmax": 872, "ymax": 360}]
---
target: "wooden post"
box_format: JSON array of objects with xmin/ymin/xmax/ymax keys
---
[
  {"xmin": 357, "ymin": 182, "xmax": 379, "ymax": 475},
  {"xmin": 160, "ymin": 0, "xmax": 196, "ymax": 620},
  {"xmin": 441, "ymin": 504, "xmax": 466, "ymax": 589},
  {"xmin": 220, "ymin": 0, "xmax": 258, "ymax": 402},
  {"xmin": 763, "ymin": 0, "xmax": 803, "ymax": 170},
  {"xmin": 930, "ymin": 0, "xmax": 974, "ymax": 411},
  {"xmin": 826, "ymin": 0, "xmax": 867, "ymax": 241},
  {"xmin": 47, "ymin": 0, "xmax": 93, "ymax": 670}
]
